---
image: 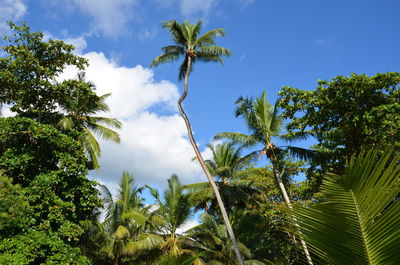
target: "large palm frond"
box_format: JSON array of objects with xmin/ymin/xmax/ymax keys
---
[
  {"xmin": 214, "ymin": 132, "xmax": 258, "ymax": 148},
  {"xmin": 195, "ymin": 28, "xmax": 225, "ymax": 46},
  {"xmin": 291, "ymin": 149, "xmax": 400, "ymax": 264},
  {"xmin": 87, "ymin": 120, "xmax": 121, "ymax": 143},
  {"xmin": 162, "ymin": 20, "xmax": 188, "ymax": 46}
]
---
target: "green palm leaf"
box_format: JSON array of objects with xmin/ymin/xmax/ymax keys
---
[
  {"xmin": 150, "ymin": 52, "xmax": 183, "ymax": 68},
  {"xmin": 87, "ymin": 122, "xmax": 121, "ymax": 143},
  {"xmin": 214, "ymin": 132, "xmax": 258, "ymax": 148},
  {"xmin": 195, "ymin": 28, "xmax": 225, "ymax": 46},
  {"xmin": 291, "ymin": 149, "xmax": 400, "ymax": 264}
]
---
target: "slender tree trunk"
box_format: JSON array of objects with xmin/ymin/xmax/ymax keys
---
[
  {"xmin": 271, "ymin": 160, "xmax": 313, "ymax": 265},
  {"xmin": 177, "ymin": 55, "xmax": 245, "ymax": 265}
]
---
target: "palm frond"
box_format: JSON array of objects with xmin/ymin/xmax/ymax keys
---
[
  {"xmin": 198, "ymin": 46, "xmax": 231, "ymax": 57},
  {"xmin": 57, "ymin": 116, "xmax": 75, "ymax": 130},
  {"xmin": 269, "ymin": 99, "xmax": 283, "ymax": 136},
  {"xmin": 280, "ymin": 131, "xmax": 313, "ymax": 143},
  {"xmin": 150, "ymin": 51, "xmax": 182, "ymax": 68},
  {"xmin": 122, "ymin": 233, "xmax": 164, "ymax": 255},
  {"xmin": 122, "ymin": 210, "xmax": 148, "ymax": 226},
  {"xmin": 88, "ymin": 116, "xmax": 122, "ymax": 129},
  {"xmin": 292, "ymin": 149, "xmax": 400, "ymax": 265},
  {"xmin": 98, "ymin": 183, "xmax": 115, "ymax": 220},
  {"xmin": 195, "ymin": 53, "xmax": 224, "ymax": 64},
  {"xmin": 214, "ymin": 132, "xmax": 258, "ymax": 148},
  {"xmin": 162, "ymin": 20, "xmax": 187, "ymax": 46},
  {"xmin": 184, "ymin": 182, "xmax": 211, "ymax": 192},
  {"xmin": 191, "ymin": 20, "xmax": 203, "ymax": 43},
  {"xmin": 114, "ymin": 225, "xmax": 130, "ymax": 239},
  {"xmin": 87, "ymin": 122, "xmax": 120, "ymax": 143},
  {"xmin": 162, "ymin": 45, "xmax": 186, "ymax": 54},
  {"xmin": 195, "ymin": 28, "xmax": 225, "ymax": 46},
  {"xmin": 286, "ymin": 146, "xmax": 317, "ymax": 161}
]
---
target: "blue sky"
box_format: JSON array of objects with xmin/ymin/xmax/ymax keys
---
[{"xmin": 1, "ymin": 0, "xmax": 400, "ymax": 205}]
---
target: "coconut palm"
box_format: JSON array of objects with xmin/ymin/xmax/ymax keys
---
[
  {"xmin": 147, "ymin": 175, "xmax": 203, "ymax": 260},
  {"xmin": 215, "ymin": 91, "xmax": 314, "ymax": 264},
  {"xmin": 291, "ymin": 149, "xmax": 400, "ymax": 265},
  {"xmin": 150, "ymin": 19, "xmax": 244, "ymax": 265},
  {"xmin": 57, "ymin": 72, "xmax": 121, "ymax": 169},
  {"xmin": 99, "ymin": 172, "xmax": 164, "ymax": 265},
  {"xmin": 186, "ymin": 141, "xmax": 261, "ymax": 216}
]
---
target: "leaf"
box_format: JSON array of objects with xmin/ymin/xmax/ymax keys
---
[{"xmin": 291, "ymin": 149, "xmax": 400, "ymax": 265}]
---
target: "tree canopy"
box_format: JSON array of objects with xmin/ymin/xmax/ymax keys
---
[{"xmin": 278, "ymin": 72, "xmax": 400, "ymax": 184}]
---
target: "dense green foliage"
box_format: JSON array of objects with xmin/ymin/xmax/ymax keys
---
[
  {"xmin": 0, "ymin": 23, "xmax": 114, "ymax": 264},
  {"xmin": 0, "ymin": 118, "xmax": 99, "ymax": 264},
  {"xmin": 278, "ymin": 73, "xmax": 400, "ymax": 185},
  {"xmin": 0, "ymin": 22, "xmax": 87, "ymax": 119}
]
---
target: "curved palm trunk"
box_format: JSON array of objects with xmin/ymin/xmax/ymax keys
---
[
  {"xmin": 271, "ymin": 159, "xmax": 313, "ymax": 265},
  {"xmin": 178, "ymin": 56, "xmax": 245, "ymax": 265}
]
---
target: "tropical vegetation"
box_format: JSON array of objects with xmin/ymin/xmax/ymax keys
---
[{"xmin": 1, "ymin": 21, "xmax": 400, "ymax": 265}]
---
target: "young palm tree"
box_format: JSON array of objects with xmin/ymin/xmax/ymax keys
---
[
  {"xmin": 99, "ymin": 172, "xmax": 163, "ymax": 265},
  {"xmin": 186, "ymin": 141, "xmax": 260, "ymax": 215},
  {"xmin": 147, "ymin": 175, "xmax": 198, "ymax": 259},
  {"xmin": 150, "ymin": 20, "xmax": 245, "ymax": 265},
  {"xmin": 215, "ymin": 91, "xmax": 314, "ymax": 265},
  {"xmin": 58, "ymin": 72, "xmax": 121, "ymax": 169}
]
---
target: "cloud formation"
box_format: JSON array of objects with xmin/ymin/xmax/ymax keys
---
[
  {"xmin": 59, "ymin": 51, "xmax": 207, "ymax": 188},
  {"xmin": 0, "ymin": 0, "xmax": 27, "ymax": 34},
  {"xmin": 180, "ymin": 0, "xmax": 218, "ymax": 17},
  {"xmin": 72, "ymin": 0, "xmax": 137, "ymax": 38}
]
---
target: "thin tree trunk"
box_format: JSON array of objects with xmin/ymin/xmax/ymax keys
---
[
  {"xmin": 271, "ymin": 160, "xmax": 313, "ymax": 265},
  {"xmin": 177, "ymin": 55, "xmax": 245, "ymax": 265}
]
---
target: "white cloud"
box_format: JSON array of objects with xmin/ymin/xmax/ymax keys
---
[
  {"xmin": 239, "ymin": 0, "xmax": 254, "ymax": 11},
  {"xmin": 0, "ymin": 0, "xmax": 27, "ymax": 34},
  {"xmin": 62, "ymin": 35, "xmax": 88, "ymax": 54},
  {"xmin": 78, "ymin": 52, "xmax": 178, "ymax": 118},
  {"xmin": 44, "ymin": 31, "xmax": 88, "ymax": 54},
  {"xmin": 180, "ymin": 0, "xmax": 218, "ymax": 17},
  {"xmin": 59, "ymin": 51, "xmax": 208, "ymax": 189},
  {"xmin": 97, "ymin": 112, "xmax": 204, "ymax": 187},
  {"xmin": 314, "ymin": 37, "xmax": 335, "ymax": 46},
  {"xmin": 1, "ymin": 105, "xmax": 16, "ymax": 117},
  {"xmin": 138, "ymin": 27, "xmax": 157, "ymax": 40},
  {"xmin": 72, "ymin": 0, "xmax": 137, "ymax": 38}
]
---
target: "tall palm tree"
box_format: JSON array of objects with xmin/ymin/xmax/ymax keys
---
[
  {"xmin": 215, "ymin": 91, "xmax": 314, "ymax": 264},
  {"xmin": 58, "ymin": 72, "xmax": 121, "ymax": 169},
  {"xmin": 150, "ymin": 20, "xmax": 244, "ymax": 265},
  {"xmin": 291, "ymin": 149, "xmax": 400, "ymax": 265}
]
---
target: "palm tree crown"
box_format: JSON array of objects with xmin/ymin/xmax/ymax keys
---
[{"xmin": 150, "ymin": 20, "xmax": 231, "ymax": 79}]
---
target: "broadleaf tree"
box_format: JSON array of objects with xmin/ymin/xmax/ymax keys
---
[{"xmin": 278, "ymin": 72, "xmax": 400, "ymax": 187}]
